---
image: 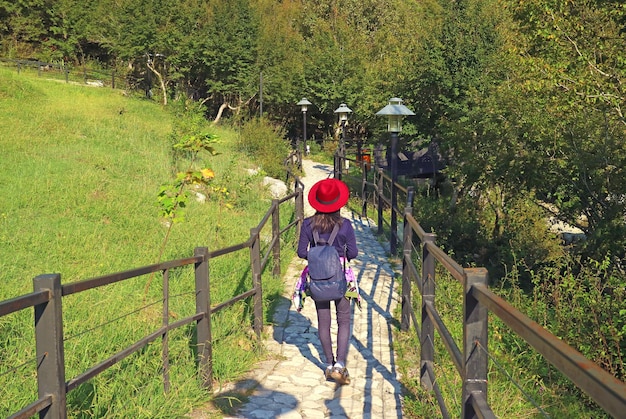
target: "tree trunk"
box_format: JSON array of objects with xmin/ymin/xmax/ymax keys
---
[
  {"xmin": 213, "ymin": 103, "xmax": 228, "ymax": 124},
  {"xmin": 146, "ymin": 60, "xmax": 167, "ymax": 106}
]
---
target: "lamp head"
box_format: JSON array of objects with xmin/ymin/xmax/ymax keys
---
[
  {"xmin": 376, "ymin": 97, "xmax": 415, "ymax": 132},
  {"xmin": 334, "ymin": 103, "xmax": 353, "ymax": 122},
  {"xmin": 297, "ymin": 98, "xmax": 312, "ymax": 113}
]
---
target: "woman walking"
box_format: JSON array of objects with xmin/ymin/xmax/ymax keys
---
[{"xmin": 297, "ymin": 178, "xmax": 358, "ymax": 385}]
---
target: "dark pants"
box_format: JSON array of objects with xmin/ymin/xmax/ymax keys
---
[{"xmin": 315, "ymin": 296, "xmax": 351, "ymax": 366}]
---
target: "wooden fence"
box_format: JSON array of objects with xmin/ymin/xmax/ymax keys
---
[
  {"xmin": 0, "ymin": 157, "xmax": 305, "ymax": 419},
  {"xmin": 0, "ymin": 58, "xmax": 141, "ymax": 91},
  {"xmin": 335, "ymin": 151, "xmax": 626, "ymax": 418}
]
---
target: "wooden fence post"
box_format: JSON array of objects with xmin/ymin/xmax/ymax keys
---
[
  {"xmin": 297, "ymin": 148, "xmax": 302, "ymax": 171},
  {"xmin": 462, "ymin": 268, "xmax": 489, "ymax": 419},
  {"xmin": 250, "ymin": 228, "xmax": 263, "ymax": 339},
  {"xmin": 401, "ymin": 205, "xmax": 413, "ymax": 332},
  {"xmin": 377, "ymin": 168, "xmax": 384, "ymax": 235},
  {"xmin": 420, "ymin": 233, "xmax": 436, "ymax": 390},
  {"xmin": 272, "ymin": 199, "xmax": 281, "ymax": 277},
  {"xmin": 194, "ymin": 247, "xmax": 212, "ymax": 391},
  {"xmin": 361, "ymin": 159, "xmax": 368, "ymax": 217},
  {"xmin": 334, "ymin": 153, "xmax": 341, "ymax": 180},
  {"xmin": 295, "ymin": 184, "xmax": 304, "ymax": 239},
  {"xmin": 33, "ymin": 274, "xmax": 67, "ymax": 419},
  {"xmin": 162, "ymin": 268, "xmax": 170, "ymax": 393},
  {"xmin": 407, "ymin": 186, "xmax": 415, "ymax": 209}
]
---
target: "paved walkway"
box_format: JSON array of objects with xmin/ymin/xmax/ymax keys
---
[{"xmin": 225, "ymin": 160, "xmax": 403, "ymax": 418}]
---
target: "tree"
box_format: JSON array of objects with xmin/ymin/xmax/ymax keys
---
[
  {"xmin": 501, "ymin": 0, "xmax": 626, "ymax": 259},
  {"xmin": 199, "ymin": 0, "xmax": 260, "ymax": 121},
  {"xmin": 0, "ymin": 0, "xmax": 52, "ymax": 57}
]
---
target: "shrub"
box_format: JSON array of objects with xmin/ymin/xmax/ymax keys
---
[
  {"xmin": 235, "ymin": 118, "xmax": 291, "ymax": 179},
  {"xmin": 528, "ymin": 256, "xmax": 625, "ymax": 382}
]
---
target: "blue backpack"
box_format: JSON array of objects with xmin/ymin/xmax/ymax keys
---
[{"xmin": 307, "ymin": 225, "xmax": 347, "ymax": 302}]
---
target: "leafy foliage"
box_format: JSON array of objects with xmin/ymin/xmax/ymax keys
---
[
  {"xmin": 235, "ymin": 117, "xmax": 290, "ymax": 179},
  {"xmin": 157, "ymin": 109, "xmax": 218, "ymax": 224}
]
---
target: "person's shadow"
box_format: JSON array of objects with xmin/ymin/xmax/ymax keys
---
[{"xmin": 272, "ymin": 293, "xmax": 326, "ymax": 370}]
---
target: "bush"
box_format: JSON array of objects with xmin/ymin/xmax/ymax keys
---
[
  {"xmin": 235, "ymin": 118, "xmax": 291, "ymax": 179},
  {"xmin": 528, "ymin": 256, "xmax": 625, "ymax": 382}
]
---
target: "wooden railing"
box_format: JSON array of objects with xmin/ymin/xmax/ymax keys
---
[
  {"xmin": 0, "ymin": 159, "xmax": 305, "ymax": 419},
  {"xmin": 334, "ymin": 151, "xmax": 626, "ymax": 418},
  {"xmin": 0, "ymin": 58, "xmax": 126, "ymax": 89}
]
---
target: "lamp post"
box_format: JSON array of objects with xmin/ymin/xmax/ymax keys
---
[
  {"xmin": 334, "ymin": 103, "xmax": 352, "ymax": 179},
  {"xmin": 297, "ymin": 98, "xmax": 312, "ymax": 155},
  {"xmin": 376, "ymin": 97, "xmax": 415, "ymax": 254}
]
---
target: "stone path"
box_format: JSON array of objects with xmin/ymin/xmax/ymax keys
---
[{"xmin": 225, "ymin": 160, "xmax": 404, "ymax": 418}]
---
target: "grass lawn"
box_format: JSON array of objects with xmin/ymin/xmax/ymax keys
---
[{"xmin": 0, "ymin": 66, "xmax": 296, "ymax": 418}]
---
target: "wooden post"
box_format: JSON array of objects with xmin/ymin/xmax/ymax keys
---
[
  {"xmin": 194, "ymin": 247, "xmax": 212, "ymax": 391},
  {"xmin": 33, "ymin": 274, "xmax": 67, "ymax": 419},
  {"xmin": 271, "ymin": 199, "xmax": 281, "ymax": 277},
  {"xmin": 295, "ymin": 184, "xmax": 304, "ymax": 239},
  {"xmin": 377, "ymin": 168, "xmax": 384, "ymax": 235},
  {"xmin": 420, "ymin": 233, "xmax": 436, "ymax": 390},
  {"xmin": 407, "ymin": 186, "xmax": 415, "ymax": 209},
  {"xmin": 250, "ymin": 228, "xmax": 263, "ymax": 338},
  {"xmin": 334, "ymin": 153, "xmax": 341, "ymax": 180},
  {"xmin": 462, "ymin": 268, "xmax": 489, "ymax": 418},
  {"xmin": 162, "ymin": 269, "xmax": 170, "ymax": 393},
  {"xmin": 361, "ymin": 159, "xmax": 368, "ymax": 217}
]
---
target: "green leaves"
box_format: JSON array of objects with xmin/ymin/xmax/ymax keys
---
[
  {"xmin": 173, "ymin": 132, "xmax": 219, "ymax": 155},
  {"xmin": 156, "ymin": 167, "xmax": 215, "ymax": 223},
  {"xmin": 157, "ymin": 110, "xmax": 219, "ymax": 224}
]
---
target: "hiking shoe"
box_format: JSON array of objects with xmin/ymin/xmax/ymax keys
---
[
  {"xmin": 330, "ymin": 366, "xmax": 351, "ymax": 385},
  {"xmin": 324, "ymin": 366, "xmax": 334, "ymax": 381}
]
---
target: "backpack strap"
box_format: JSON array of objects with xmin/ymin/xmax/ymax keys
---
[
  {"xmin": 312, "ymin": 224, "xmax": 340, "ymax": 246},
  {"xmin": 327, "ymin": 224, "xmax": 340, "ymax": 246}
]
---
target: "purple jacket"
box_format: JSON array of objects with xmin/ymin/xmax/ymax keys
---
[{"xmin": 297, "ymin": 217, "xmax": 358, "ymax": 261}]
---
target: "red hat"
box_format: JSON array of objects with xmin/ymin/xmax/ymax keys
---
[{"xmin": 308, "ymin": 178, "xmax": 350, "ymax": 213}]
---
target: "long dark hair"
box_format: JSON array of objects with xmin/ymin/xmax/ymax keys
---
[{"xmin": 310, "ymin": 211, "xmax": 343, "ymax": 234}]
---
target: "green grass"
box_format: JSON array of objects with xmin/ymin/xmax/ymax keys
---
[
  {"xmin": 393, "ymin": 261, "xmax": 611, "ymax": 418},
  {"xmin": 0, "ymin": 67, "xmax": 296, "ymax": 418}
]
